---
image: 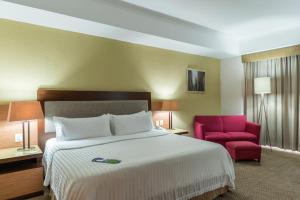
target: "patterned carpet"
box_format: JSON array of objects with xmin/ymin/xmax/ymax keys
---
[
  {"xmin": 31, "ymin": 149, "xmax": 300, "ymax": 200},
  {"xmin": 216, "ymin": 149, "xmax": 300, "ymax": 200}
]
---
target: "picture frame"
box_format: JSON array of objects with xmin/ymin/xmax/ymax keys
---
[{"xmin": 187, "ymin": 67, "xmax": 206, "ymax": 93}]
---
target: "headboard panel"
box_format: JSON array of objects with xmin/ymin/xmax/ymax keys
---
[{"xmin": 37, "ymin": 89, "xmax": 151, "ymax": 151}]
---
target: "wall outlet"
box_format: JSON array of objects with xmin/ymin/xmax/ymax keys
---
[
  {"xmin": 15, "ymin": 133, "xmax": 23, "ymax": 142},
  {"xmin": 155, "ymin": 120, "xmax": 160, "ymax": 127},
  {"xmin": 159, "ymin": 120, "xmax": 164, "ymax": 126}
]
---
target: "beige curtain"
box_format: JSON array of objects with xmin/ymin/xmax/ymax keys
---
[{"xmin": 244, "ymin": 55, "xmax": 300, "ymax": 151}]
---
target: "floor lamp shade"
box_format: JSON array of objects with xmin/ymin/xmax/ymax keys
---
[
  {"xmin": 254, "ymin": 77, "xmax": 271, "ymax": 94},
  {"xmin": 7, "ymin": 101, "xmax": 44, "ymax": 151}
]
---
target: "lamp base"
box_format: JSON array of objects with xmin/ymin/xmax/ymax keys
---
[{"xmin": 17, "ymin": 146, "xmax": 36, "ymax": 152}]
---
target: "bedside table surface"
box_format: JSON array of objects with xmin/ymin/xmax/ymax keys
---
[
  {"xmin": 0, "ymin": 145, "xmax": 42, "ymax": 164},
  {"xmin": 166, "ymin": 129, "xmax": 189, "ymax": 134}
]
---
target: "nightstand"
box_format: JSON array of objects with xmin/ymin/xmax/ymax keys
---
[
  {"xmin": 166, "ymin": 128, "xmax": 189, "ymax": 135},
  {"xmin": 0, "ymin": 145, "xmax": 43, "ymax": 199}
]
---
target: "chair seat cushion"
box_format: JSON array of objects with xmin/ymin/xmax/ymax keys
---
[
  {"xmin": 226, "ymin": 132, "xmax": 257, "ymax": 142},
  {"xmin": 205, "ymin": 132, "xmax": 257, "ymax": 142},
  {"xmin": 204, "ymin": 132, "xmax": 230, "ymax": 141}
]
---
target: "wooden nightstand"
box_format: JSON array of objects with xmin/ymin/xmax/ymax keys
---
[
  {"xmin": 0, "ymin": 145, "xmax": 43, "ymax": 200},
  {"xmin": 166, "ymin": 129, "xmax": 189, "ymax": 135}
]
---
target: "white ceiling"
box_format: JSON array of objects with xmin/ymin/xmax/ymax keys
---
[
  {"xmin": 122, "ymin": 0, "xmax": 300, "ymax": 41},
  {"xmin": 1, "ymin": 0, "xmax": 300, "ymax": 58}
]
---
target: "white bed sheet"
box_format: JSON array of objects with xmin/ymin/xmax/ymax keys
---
[{"xmin": 43, "ymin": 130, "xmax": 235, "ymax": 200}]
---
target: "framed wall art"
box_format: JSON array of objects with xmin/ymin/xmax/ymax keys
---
[{"xmin": 187, "ymin": 67, "xmax": 206, "ymax": 93}]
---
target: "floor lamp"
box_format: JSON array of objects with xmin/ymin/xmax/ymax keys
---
[{"xmin": 254, "ymin": 77, "xmax": 272, "ymax": 148}]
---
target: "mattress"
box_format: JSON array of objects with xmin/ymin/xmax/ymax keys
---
[{"xmin": 43, "ymin": 130, "xmax": 235, "ymax": 200}]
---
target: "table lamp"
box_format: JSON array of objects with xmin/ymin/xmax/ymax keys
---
[
  {"xmin": 254, "ymin": 77, "xmax": 271, "ymax": 147},
  {"xmin": 7, "ymin": 101, "xmax": 44, "ymax": 151},
  {"xmin": 152, "ymin": 100, "xmax": 178, "ymax": 129}
]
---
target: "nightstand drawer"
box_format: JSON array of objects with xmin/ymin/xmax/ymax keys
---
[{"xmin": 0, "ymin": 166, "xmax": 43, "ymax": 199}]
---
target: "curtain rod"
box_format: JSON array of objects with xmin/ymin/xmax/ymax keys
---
[{"xmin": 242, "ymin": 44, "xmax": 300, "ymax": 63}]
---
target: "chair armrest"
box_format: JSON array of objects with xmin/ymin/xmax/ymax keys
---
[
  {"xmin": 246, "ymin": 121, "xmax": 261, "ymax": 144},
  {"xmin": 194, "ymin": 121, "xmax": 205, "ymax": 139}
]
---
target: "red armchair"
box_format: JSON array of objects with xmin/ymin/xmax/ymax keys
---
[{"xmin": 194, "ymin": 115, "xmax": 260, "ymax": 146}]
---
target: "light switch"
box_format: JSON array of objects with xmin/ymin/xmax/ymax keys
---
[
  {"xmin": 159, "ymin": 120, "xmax": 164, "ymax": 126},
  {"xmin": 155, "ymin": 120, "xmax": 160, "ymax": 127},
  {"xmin": 15, "ymin": 133, "xmax": 23, "ymax": 142}
]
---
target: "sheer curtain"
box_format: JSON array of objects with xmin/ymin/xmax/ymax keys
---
[{"xmin": 244, "ymin": 55, "xmax": 300, "ymax": 151}]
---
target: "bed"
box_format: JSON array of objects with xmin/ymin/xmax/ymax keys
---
[{"xmin": 37, "ymin": 89, "xmax": 235, "ymax": 200}]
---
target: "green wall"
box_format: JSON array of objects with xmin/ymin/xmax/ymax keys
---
[{"xmin": 0, "ymin": 19, "xmax": 220, "ymax": 132}]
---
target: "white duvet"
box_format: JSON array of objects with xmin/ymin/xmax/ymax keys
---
[{"xmin": 43, "ymin": 130, "xmax": 235, "ymax": 200}]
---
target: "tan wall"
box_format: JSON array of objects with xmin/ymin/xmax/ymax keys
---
[{"xmin": 0, "ymin": 19, "xmax": 221, "ymax": 148}]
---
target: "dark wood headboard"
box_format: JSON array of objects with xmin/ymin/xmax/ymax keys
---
[{"xmin": 37, "ymin": 89, "xmax": 151, "ymax": 151}]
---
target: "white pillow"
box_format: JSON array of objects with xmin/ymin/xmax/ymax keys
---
[
  {"xmin": 109, "ymin": 111, "xmax": 145, "ymax": 134},
  {"xmin": 53, "ymin": 115, "xmax": 111, "ymax": 141},
  {"xmin": 111, "ymin": 111, "xmax": 154, "ymax": 135}
]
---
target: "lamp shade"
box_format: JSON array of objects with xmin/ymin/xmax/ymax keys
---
[
  {"xmin": 152, "ymin": 100, "xmax": 178, "ymax": 111},
  {"xmin": 7, "ymin": 101, "xmax": 44, "ymax": 122},
  {"xmin": 254, "ymin": 77, "xmax": 271, "ymax": 94}
]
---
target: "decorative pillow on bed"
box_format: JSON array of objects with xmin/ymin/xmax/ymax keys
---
[
  {"xmin": 110, "ymin": 111, "xmax": 154, "ymax": 135},
  {"xmin": 53, "ymin": 115, "xmax": 111, "ymax": 141}
]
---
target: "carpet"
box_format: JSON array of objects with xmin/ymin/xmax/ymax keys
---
[
  {"xmin": 216, "ymin": 149, "xmax": 300, "ymax": 200},
  {"xmin": 30, "ymin": 149, "xmax": 300, "ymax": 200}
]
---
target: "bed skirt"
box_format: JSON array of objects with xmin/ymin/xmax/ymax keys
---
[
  {"xmin": 190, "ymin": 186, "xmax": 228, "ymax": 200},
  {"xmin": 50, "ymin": 186, "xmax": 228, "ymax": 200}
]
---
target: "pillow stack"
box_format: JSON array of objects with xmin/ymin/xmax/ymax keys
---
[{"xmin": 53, "ymin": 111, "xmax": 154, "ymax": 141}]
